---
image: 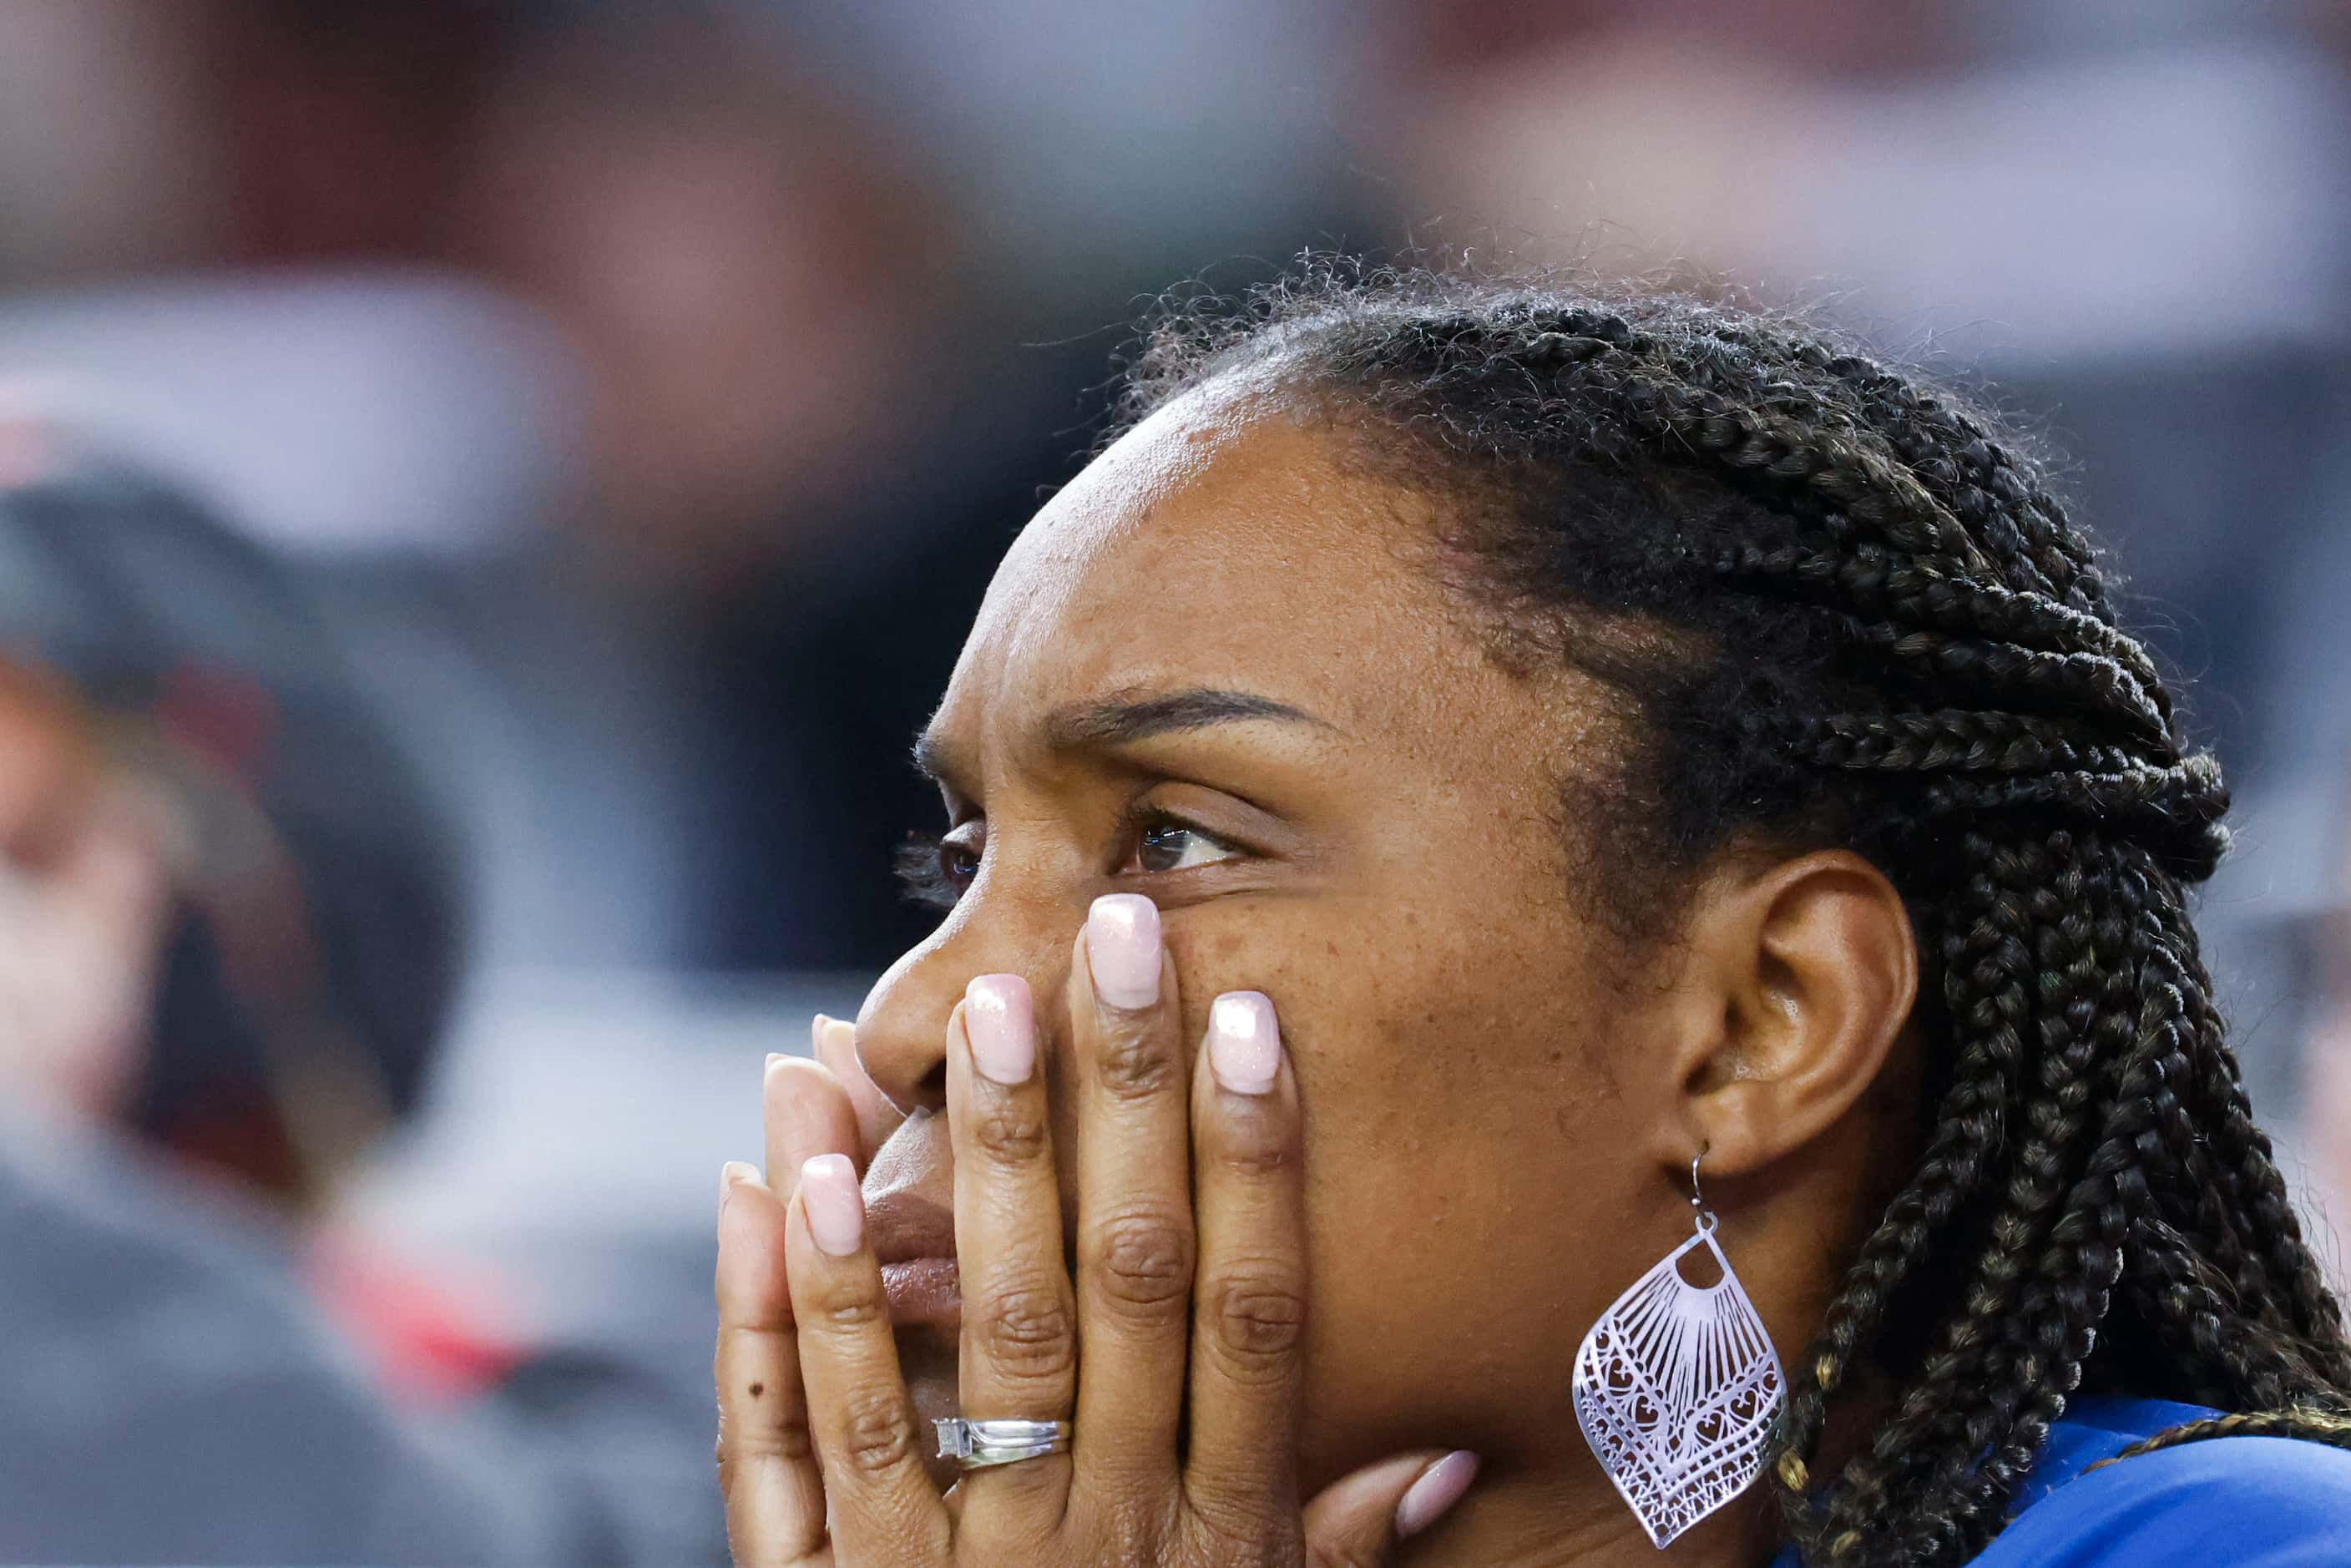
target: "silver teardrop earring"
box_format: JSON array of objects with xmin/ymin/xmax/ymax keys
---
[{"xmin": 1571, "ymin": 1148, "xmax": 1787, "ymax": 1548}]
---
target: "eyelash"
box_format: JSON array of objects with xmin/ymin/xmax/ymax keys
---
[
  {"xmin": 892, "ymin": 805, "xmax": 1236, "ymax": 913},
  {"xmin": 892, "ymin": 832, "xmax": 971, "ymax": 913}
]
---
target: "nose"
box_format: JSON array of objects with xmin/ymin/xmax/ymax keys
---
[{"xmin": 854, "ymin": 905, "xmax": 1072, "ymax": 1117}]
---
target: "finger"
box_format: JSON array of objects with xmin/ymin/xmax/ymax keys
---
[
  {"xmin": 815, "ymin": 1014, "xmax": 904, "ymax": 1162},
  {"xmin": 1301, "ymin": 1450, "xmax": 1480, "ymax": 1567},
  {"xmin": 766, "ymin": 1053, "xmax": 858, "ymax": 1191},
  {"xmin": 1181, "ymin": 991, "xmax": 1309, "ymax": 1534},
  {"xmin": 786, "ymin": 1154, "xmax": 951, "ymax": 1561},
  {"xmin": 948, "ymin": 978, "xmax": 1077, "ymax": 1517},
  {"xmin": 1067, "ymin": 895, "xmax": 1195, "ymax": 1487},
  {"xmin": 716, "ymin": 1161, "xmax": 829, "ymax": 1567}
]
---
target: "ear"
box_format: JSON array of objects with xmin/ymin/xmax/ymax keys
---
[{"xmin": 1660, "ymin": 849, "xmax": 1919, "ymax": 1183}]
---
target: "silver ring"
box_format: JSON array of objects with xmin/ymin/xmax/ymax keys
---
[{"xmin": 933, "ymin": 1417, "xmax": 1072, "ymax": 1469}]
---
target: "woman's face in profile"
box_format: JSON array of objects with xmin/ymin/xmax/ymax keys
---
[{"xmin": 852, "ymin": 387, "xmax": 1706, "ymax": 1489}]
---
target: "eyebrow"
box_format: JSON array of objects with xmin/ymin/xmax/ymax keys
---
[{"xmin": 912, "ymin": 687, "xmax": 1331, "ymax": 786}]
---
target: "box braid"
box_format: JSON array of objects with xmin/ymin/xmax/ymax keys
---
[{"xmin": 1112, "ymin": 266, "xmax": 2351, "ymax": 1567}]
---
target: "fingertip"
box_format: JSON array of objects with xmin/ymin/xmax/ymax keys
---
[
  {"xmin": 766, "ymin": 1055, "xmax": 853, "ymax": 1143},
  {"xmin": 816, "ymin": 1014, "xmax": 859, "ymax": 1065},
  {"xmin": 1206, "ymin": 990, "xmax": 1281, "ymax": 1095},
  {"xmin": 766, "ymin": 1052, "xmax": 843, "ymax": 1096},
  {"xmin": 721, "ymin": 1159, "xmax": 763, "ymax": 1207},
  {"xmin": 715, "ymin": 1165, "xmax": 790, "ymax": 1321},
  {"xmin": 1084, "ymin": 893, "xmax": 1163, "ymax": 1010},
  {"xmin": 802, "ymin": 1151, "xmax": 856, "ymax": 1182},
  {"xmin": 962, "ymin": 973, "xmax": 1038, "ymax": 1085},
  {"xmin": 1302, "ymin": 1447, "xmax": 1470, "ymax": 1563},
  {"xmin": 799, "ymin": 1153, "xmax": 865, "ymax": 1257},
  {"xmin": 1396, "ymin": 1450, "xmax": 1480, "ymax": 1538}
]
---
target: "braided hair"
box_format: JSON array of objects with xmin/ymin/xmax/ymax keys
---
[{"xmin": 1111, "ymin": 264, "xmax": 2351, "ymax": 1566}]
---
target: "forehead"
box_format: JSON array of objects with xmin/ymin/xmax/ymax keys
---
[{"xmin": 935, "ymin": 389, "xmax": 1476, "ymax": 758}]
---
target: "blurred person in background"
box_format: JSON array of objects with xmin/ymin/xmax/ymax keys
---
[
  {"xmin": 0, "ymin": 438, "xmax": 488, "ymax": 1563},
  {"xmin": 0, "ymin": 433, "xmax": 726, "ymax": 1564},
  {"xmin": 0, "ymin": 456, "xmax": 458, "ymax": 1202}
]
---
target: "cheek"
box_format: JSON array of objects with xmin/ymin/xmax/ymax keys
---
[{"xmin": 1163, "ymin": 890, "xmax": 1651, "ymax": 1474}]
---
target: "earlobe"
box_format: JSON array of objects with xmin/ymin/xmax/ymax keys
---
[{"xmin": 1674, "ymin": 850, "xmax": 1920, "ymax": 1181}]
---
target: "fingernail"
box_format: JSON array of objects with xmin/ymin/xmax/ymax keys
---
[
  {"xmin": 1206, "ymin": 991, "xmax": 1281, "ymax": 1095},
  {"xmin": 800, "ymin": 1154, "xmax": 864, "ymax": 1256},
  {"xmin": 1396, "ymin": 1450, "xmax": 1479, "ymax": 1538},
  {"xmin": 766, "ymin": 1052, "xmax": 786, "ymax": 1070},
  {"xmin": 963, "ymin": 974, "xmax": 1036, "ymax": 1085},
  {"xmin": 809, "ymin": 1014, "xmax": 830, "ymax": 1051},
  {"xmin": 720, "ymin": 1160, "xmax": 760, "ymax": 1211},
  {"xmin": 1085, "ymin": 893, "xmax": 1161, "ymax": 1009}
]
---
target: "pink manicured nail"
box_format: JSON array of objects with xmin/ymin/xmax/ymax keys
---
[
  {"xmin": 800, "ymin": 1154, "xmax": 864, "ymax": 1256},
  {"xmin": 1086, "ymin": 894, "xmax": 1162, "ymax": 1009},
  {"xmin": 963, "ymin": 974, "xmax": 1036, "ymax": 1085},
  {"xmin": 1206, "ymin": 991, "xmax": 1281, "ymax": 1095},
  {"xmin": 1396, "ymin": 1450, "xmax": 1479, "ymax": 1537}
]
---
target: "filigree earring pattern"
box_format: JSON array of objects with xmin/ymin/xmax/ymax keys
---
[{"xmin": 1571, "ymin": 1151, "xmax": 1786, "ymax": 1548}]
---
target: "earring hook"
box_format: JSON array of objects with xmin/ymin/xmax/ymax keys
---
[{"xmin": 1690, "ymin": 1145, "xmax": 1710, "ymax": 1225}]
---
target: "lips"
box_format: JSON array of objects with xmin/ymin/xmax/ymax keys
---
[{"xmin": 868, "ymin": 1189, "xmax": 962, "ymax": 1328}]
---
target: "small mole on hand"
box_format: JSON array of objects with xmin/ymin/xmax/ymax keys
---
[{"xmin": 749, "ymin": 1383, "xmax": 765, "ymax": 1399}]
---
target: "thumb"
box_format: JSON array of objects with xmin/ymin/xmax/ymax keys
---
[{"xmin": 1301, "ymin": 1449, "xmax": 1479, "ymax": 1566}]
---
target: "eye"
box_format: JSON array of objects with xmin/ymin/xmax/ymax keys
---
[
  {"xmin": 1122, "ymin": 812, "xmax": 1239, "ymax": 876},
  {"xmin": 893, "ymin": 824, "xmax": 982, "ymax": 912}
]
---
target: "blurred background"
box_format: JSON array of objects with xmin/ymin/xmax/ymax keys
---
[{"xmin": 0, "ymin": 0, "xmax": 2346, "ymax": 1560}]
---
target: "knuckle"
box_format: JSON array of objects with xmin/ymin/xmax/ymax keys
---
[
  {"xmin": 816, "ymin": 1291, "xmax": 891, "ymax": 1333},
  {"xmin": 797, "ymin": 1263, "xmax": 891, "ymax": 1333},
  {"xmin": 838, "ymin": 1388, "xmax": 922, "ymax": 1478},
  {"xmin": 1078, "ymin": 1495, "xmax": 1176, "ymax": 1565},
  {"xmin": 972, "ymin": 1100, "xmax": 1051, "ymax": 1163},
  {"xmin": 1093, "ymin": 1207, "xmax": 1196, "ymax": 1315},
  {"xmin": 726, "ymin": 1406, "xmax": 816, "ymax": 1464},
  {"xmin": 1187, "ymin": 1501, "xmax": 1302, "ymax": 1565},
  {"xmin": 1095, "ymin": 1018, "xmax": 1177, "ymax": 1100},
  {"xmin": 975, "ymin": 1281, "xmax": 1078, "ymax": 1381},
  {"xmin": 1211, "ymin": 1126, "xmax": 1297, "ymax": 1181},
  {"xmin": 1205, "ymin": 1272, "xmax": 1307, "ymax": 1375}
]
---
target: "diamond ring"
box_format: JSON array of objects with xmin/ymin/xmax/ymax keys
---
[{"xmin": 933, "ymin": 1417, "xmax": 1072, "ymax": 1469}]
